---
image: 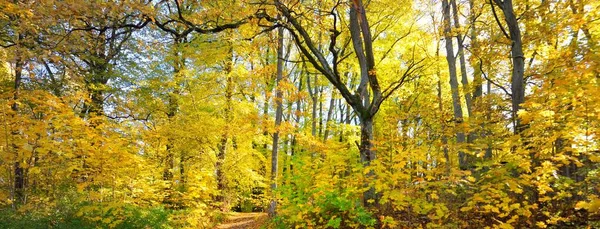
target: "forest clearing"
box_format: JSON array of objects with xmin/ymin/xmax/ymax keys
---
[{"xmin": 1, "ymin": 0, "xmax": 599, "ymax": 228}]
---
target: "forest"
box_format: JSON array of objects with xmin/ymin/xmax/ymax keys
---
[{"xmin": 0, "ymin": 0, "xmax": 599, "ymax": 228}]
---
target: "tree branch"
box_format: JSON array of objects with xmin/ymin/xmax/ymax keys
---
[{"xmin": 490, "ymin": 0, "xmax": 511, "ymax": 40}]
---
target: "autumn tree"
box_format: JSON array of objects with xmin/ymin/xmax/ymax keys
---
[{"xmin": 270, "ymin": 0, "xmax": 424, "ymax": 206}]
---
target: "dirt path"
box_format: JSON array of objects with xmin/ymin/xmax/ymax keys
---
[{"xmin": 215, "ymin": 212, "xmax": 269, "ymax": 229}]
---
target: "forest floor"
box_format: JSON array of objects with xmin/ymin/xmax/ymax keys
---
[{"xmin": 215, "ymin": 212, "xmax": 269, "ymax": 229}]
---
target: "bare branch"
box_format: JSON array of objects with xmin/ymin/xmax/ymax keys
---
[
  {"xmin": 479, "ymin": 61, "xmax": 512, "ymax": 96},
  {"xmin": 490, "ymin": 0, "xmax": 511, "ymax": 40}
]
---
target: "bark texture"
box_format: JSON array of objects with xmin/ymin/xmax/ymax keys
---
[{"xmin": 269, "ymin": 25, "xmax": 284, "ymax": 216}]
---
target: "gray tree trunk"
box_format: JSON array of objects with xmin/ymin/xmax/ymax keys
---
[
  {"xmin": 492, "ymin": 0, "xmax": 525, "ymax": 133},
  {"xmin": 468, "ymin": 0, "xmax": 489, "ymax": 160},
  {"xmin": 269, "ymin": 25, "xmax": 284, "ymax": 216},
  {"xmin": 435, "ymin": 41, "xmax": 451, "ymax": 172},
  {"xmin": 451, "ymin": 0, "xmax": 472, "ymax": 115},
  {"xmin": 306, "ymin": 74, "xmax": 318, "ymax": 137},
  {"xmin": 323, "ymin": 89, "xmax": 336, "ymax": 141},
  {"xmin": 442, "ymin": 0, "xmax": 467, "ymax": 169},
  {"xmin": 470, "ymin": 0, "xmax": 483, "ymax": 101}
]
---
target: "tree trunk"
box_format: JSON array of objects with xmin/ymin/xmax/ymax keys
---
[
  {"xmin": 290, "ymin": 72, "xmax": 303, "ymax": 175},
  {"xmin": 318, "ymin": 87, "xmax": 324, "ymax": 137},
  {"xmin": 451, "ymin": 0, "xmax": 472, "ymax": 115},
  {"xmin": 163, "ymin": 90, "xmax": 177, "ymax": 182},
  {"xmin": 468, "ymin": 0, "xmax": 488, "ymax": 161},
  {"xmin": 163, "ymin": 39, "xmax": 186, "ymax": 208},
  {"xmin": 359, "ymin": 117, "xmax": 375, "ymax": 165},
  {"xmin": 216, "ymin": 47, "xmax": 234, "ymax": 211},
  {"xmin": 12, "ymin": 57, "xmax": 24, "ymax": 206},
  {"xmin": 443, "ymin": 0, "xmax": 467, "ymax": 170},
  {"xmin": 338, "ymin": 98, "xmax": 346, "ymax": 142},
  {"xmin": 82, "ymin": 32, "xmax": 109, "ymax": 124},
  {"xmin": 485, "ymin": 78, "xmax": 493, "ymax": 159},
  {"xmin": 323, "ymin": 90, "xmax": 336, "ymax": 141},
  {"xmin": 359, "ymin": 116, "xmax": 377, "ymax": 206},
  {"xmin": 179, "ymin": 153, "xmax": 185, "ymax": 188},
  {"xmin": 493, "ymin": 0, "xmax": 525, "ymax": 133},
  {"xmin": 436, "ymin": 43, "xmax": 451, "ymax": 172},
  {"xmin": 307, "ymin": 74, "xmax": 318, "ymax": 137},
  {"xmin": 470, "ymin": 0, "xmax": 483, "ymax": 101},
  {"xmin": 452, "ymin": 0, "xmax": 477, "ymax": 168},
  {"xmin": 269, "ymin": 25, "xmax": 284, "ymax": 217},
  {"xmin": 262, "ymin": 48, "xmax": 272, "ymax": 151}
]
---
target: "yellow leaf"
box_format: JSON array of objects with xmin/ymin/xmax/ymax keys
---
[{"xmin": 536, "ymin": 222, "xmax": 547, "ymax": 228}]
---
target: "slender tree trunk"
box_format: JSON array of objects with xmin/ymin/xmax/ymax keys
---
[
  {"xmin": 470, "ymin": 0, "xmax": 483, "ymax": 101},
  {"xmin": 282, "ymin": 134, "xmax": 290, "ymax": 180},
  {"xmin": 443, "ymin": 0, "xmax": 467, "ymax": 169},
  {"xmin": 216, "ymin": 47, "xmax": 234, "ymax": 211},
  {"xmin": 323, "ymin": 89, "xmax": 336, "ymax": 141},
  {"xmin": 179, "ymin": 153, "xmax": 185, "ymax": 188},
  {"xmin": 12, "ymin": 57, "xmax": 24, "ymax": 206},
  {"xmin": 451, "ymin": 0, "xmax": 472, "ymax": 115},
  {"xmin": 262, "ymin": 48, "xmax": 272, "ymax": 151},
  {"xmin": 511, "ymin": 33, "xmax": 526, "ymax": 133},
  {"xmin": 269, "ymin": 25, "xmax": 284, "ymax": 216},
  {"xmin": 485, "ymin": 78, "xmax": 493, "ymax": 159},
  {"xmin": 493, "ymin": 0, "xmax": 525, "ymax": 133},
  {"xmin": 318, "ymin": 87, "xmax": 324, "ymax": 137},
  {"xmin": 451, "ymin": 0, "xmax": 476, "ymax": 168},
  {"xmin": 343, "ymin": 75, "xmax": 355, "ymax": 142},
  {"xmin": 435, "ymin": 41, "xmax": 451, "ymax": 172},
  {"xmin": 338, "ymin": 98, "xmax": 345, "ymax": 142},
  {"xmin": 290, "ymin": 72, "xmax": 303, "ymax": 175},
  {"xmin": 307, "ymin": 74, "xmax": 318, "ymax": 137},
  {"xmin": 468, "ymin": 0, "xmax": 488, "ymax": 161},
  {"xmin": 492, "ymin": 2, "xmax": 530, "ymax": 219},
  {"xmin": 345, "ymin": 104, "xmax": 352, "ymax": 125}
]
